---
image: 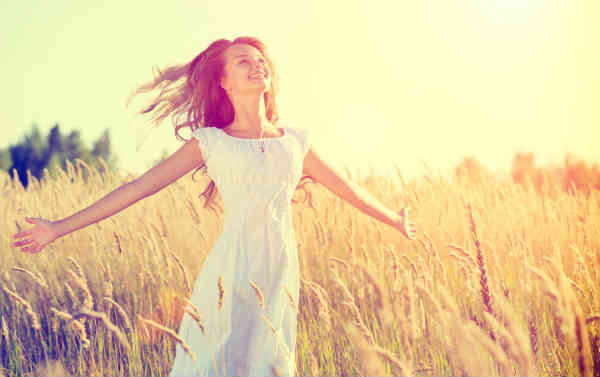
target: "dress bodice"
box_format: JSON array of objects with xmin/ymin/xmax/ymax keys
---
[{"xmin": 192, "ymin": 126, "xmax": 310, "ymax": 232}]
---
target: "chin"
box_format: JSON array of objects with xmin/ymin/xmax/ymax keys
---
[{"xmin": 247, "ymin": 82, "xmax": 269, "ymax": 92}]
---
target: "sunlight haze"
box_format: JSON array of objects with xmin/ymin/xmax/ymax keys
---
[{"xmin": 2, "ymin": 0, "xmax": 598, "ymax": 180}]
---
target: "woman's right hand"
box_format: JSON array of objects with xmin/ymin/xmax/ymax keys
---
[{"xmin": 11, "ymin": 217, "xmax": 61, "ymax": 254}]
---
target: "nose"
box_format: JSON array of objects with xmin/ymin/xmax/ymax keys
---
[{"xmin": 253, "ymin": 59, "xmax": 266, "ymax": 73}]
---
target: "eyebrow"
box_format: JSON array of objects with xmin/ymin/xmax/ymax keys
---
[{"xmin": 234, "ymin": 54, "xmax": 264, "ymax": 60}]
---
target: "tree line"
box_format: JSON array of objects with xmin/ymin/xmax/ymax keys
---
[
  {"xmin": 3, "ymin": 123, "xmax": 598, "ymax": 195},
  {"xmin": 1, "ymin": 124, "xmax": 118, "ymax": 187},
  {"xmin": 455, "ymin": 152, "xmax": 600, "ymax": 195}
]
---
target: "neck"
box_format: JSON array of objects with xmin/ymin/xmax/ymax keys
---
[{"xmin": 227, "ymin": 93, "xmax": 269, "ymax": 134}]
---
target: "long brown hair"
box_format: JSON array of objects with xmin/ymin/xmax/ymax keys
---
[{"xmin": 126, "ymin": 36, "xmax": 312, "ymax": 210}]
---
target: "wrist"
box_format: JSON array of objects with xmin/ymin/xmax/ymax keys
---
[{"xmin": 52, "ymin": 220, "xmax": 67, "ymax": 239}]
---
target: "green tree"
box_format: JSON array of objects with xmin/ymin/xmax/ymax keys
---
[
  {"xmin": 0, "ymin": 148, "xmax": 12, "ymax": 171},
  {"xmin": 2, "ymin": 123, "xmax": 119, "ymax": 187},
  {"xmin": 7, "ymin": 124, "xmax": 47, "ymax": 186},
  {"xmin": 91, "ymin": 129, "xmax": 118, "ymax": 174}
]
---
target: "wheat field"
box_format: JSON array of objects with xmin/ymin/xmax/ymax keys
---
[{"xmin": 1, "ymin": 160, "xmax": 599, "ymax": 376}]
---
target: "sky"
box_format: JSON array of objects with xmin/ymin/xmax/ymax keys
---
[{"xmin": 2, "ymin": 0, "xmax": 598, "ymax": 180}]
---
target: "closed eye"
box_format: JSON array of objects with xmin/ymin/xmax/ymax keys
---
[{"xmin": 238, "ymin": 57, "xmax": 266, "ymax": 66}]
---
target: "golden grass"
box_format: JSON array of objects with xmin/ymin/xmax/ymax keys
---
[
  {"xmin": 2, "ymin": 286, "xmax": 41, "ymax": 331},
  {"xmin": 138, "ymin": 315, "xmax": 196, "ymax": 362},
  {"xmin": 70, "ymin": 308, "xmax": 131, "ymax": 352},
  {"xmin": 1, "ymin": 162, "xmax": 599, "ymax": 376}
]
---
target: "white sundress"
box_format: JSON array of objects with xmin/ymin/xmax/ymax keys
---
[{"xmin": 168, "ymin": 126, "xmax": 310, "ymax": 377}]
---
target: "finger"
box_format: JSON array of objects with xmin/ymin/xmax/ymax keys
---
[
  {"xmin": 21, "ymin": 244, "xmax": 40, "ymax": 253},
  {"xmin": 25, "ymin": 217, "xmax": 39, "ymax": 224},
  {"xmin": 13, "ymin": 231, "xmax": 33, "ymax": 239},
  {"xmin": 12, "ymin": 239, "xmax": 36, "ymax": 247}
]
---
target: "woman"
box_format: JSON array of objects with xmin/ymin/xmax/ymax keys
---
[{"xmin": 11, "ymin": 36, "xmax": 416, "ymax": 376}]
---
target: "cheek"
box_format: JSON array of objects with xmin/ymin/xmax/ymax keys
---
[
  {"xmin": 222, "ymin": 72, "xmax": 242, "ymax": 89},
  {"xmin": 232, "ymin": 68, "xmax": 250, "ymax": 82}
]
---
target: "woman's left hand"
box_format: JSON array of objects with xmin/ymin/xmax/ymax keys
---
[{"xmin": 395, "ymin": 207, "xmax": 416, "ymax": 240}]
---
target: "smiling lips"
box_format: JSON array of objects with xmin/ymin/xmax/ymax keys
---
[{"xmin": 249, "ymin": 72, "xmax": 268, "ymax": 80}]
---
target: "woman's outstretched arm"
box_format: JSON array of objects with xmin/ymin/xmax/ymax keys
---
[
  {"xmin": 12, "ymin": 139, "xmax": 206, "ymax": 253},
  {"xmin": 302, "ymin": 145, "xmax": 416, "ymax": 240}
]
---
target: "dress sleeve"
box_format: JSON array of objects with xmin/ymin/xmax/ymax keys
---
[
  {"xmin": 291, "ymin": 127, "xmax": 310, "ymax": 158},
  {"xmin": 191, "ymin": 127, "xmax": 213, "ymax": 162}
]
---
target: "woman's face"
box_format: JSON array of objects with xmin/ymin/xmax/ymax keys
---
[{"xmin": 220, "ymin": 43, "xmax": 271, "ymax": 96}]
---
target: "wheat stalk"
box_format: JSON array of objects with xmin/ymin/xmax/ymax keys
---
[
  {"xmin": 528, "ymin": 266, "xmax": 560, "ymax": 302},
  {"xmin": 102, "ymin": 280, "xmax": 114, "ymax": 298},
  {"xmin": 1, "ymin": 315, "xmax": 9, "ymax": 342},
  {"xmin": 103, "ymin": 297, "xmax": 132, "ymax": 334},
  {"xmin": 303, "ymin": 280, "xmax": 332, "ymax": 332},
  {"xmin": 11, "ymin": 266, "xmax": 48, "ymax": 289},
  {"xmin": 169, "ymin": 250, "xmax": 192, "ymax": 295},
  {"xmin": 51, "ymin": 308, "xmax": 90, "ymax": 349},
  {"xmin": 174, "ymin": 294, "xmax": 206, "ymax": 335},
  {"xmin": 2, "ymin": 286, "xmax": 41, "ymax": 331},
  {"xmin": 150, "ymin": 223, "xmax": 173, "ymax": 274},
  {"xmin": 249, "ymin": 280, "xmax": 265, "ymax": 308},
  {"xmin": 63, "ymin": 282, "xmax": 77, "ymax": 310},
  {"xmin": 67, "ymin": 256, "xmax": 85, "ymax": 279},
  {"xmin": 354, "ymin": 263, "xmax": 384, "ymax": 311},
  {"xmin": 217, "ymin": 276, "xmax": 224, "ymax": 311},
  {"xmin": 373, "ymin": 345, "xmax": 412, "ymax": 377},
  {"xmin": 139, "ymin": 315, "xmax": 196, "ymax": 362},
  {"xmin": 66, "ymin": 268, "xmax": 94, "ymax": 311},
  {"xmin": 528, "ymin": 316, "xmax": 539, "ymax": 360},
  {"xmin": 344, "ymin": 322, "xmax": 385, "ymax": 376},
  {"xmin": 261, "ymin": 313, "xmax": 277, "ymax": 335},
  {"xmin": 113, "ymin": 232, "xmax": 123, "ymax": 254},
  {"xmin": 447, "ymin": 243, "xmax": 477, "ymax": 267},
  {"xmin": 329, "ymin": 268, "xmax": 375, "ymax": 344},
  {"xmin": 329, "ymin": 256, "xmax": 349, "ymax": 270},
  {"xmin": 284, "ymin": 286, "xmax": 298, "ymax": 312},
  {"xmin": 71, "ymin": 308, "xmax": 131, "ymax": 351},
  {"xmin": 383, "ymin": 245, "xmax": 401, "ymax": 283},
  {"xmin": 466, "ymin": 322, "xmax": 511, "ymax": 375},
  {"xmin": 50, "ymin": 307, "xmax": 73, "ymax": 321},
  {"xmin": 184, "ymin": 306, "xmax": 205, "ymax": 334},
  {"xmin": 402, "ymin": 254, "xmax": 418, "ymax": 277},
  {"xmin": 342, "ymin": 300, "xmax": 374, "ymax": 345},
  {"xmin": 467, "ymin": 204, "xmax": 494, "ymax": 320},
  {"xmin": 570, "ymin": 297, "xmax": 593, "ymax": 377},
  {"xmin": 448, "ymin": 253, "xmax": 476, "ymax": 272},
  {"xmin": 329, "ymin": 268, "xmax": 353, "ymax": 302}
]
